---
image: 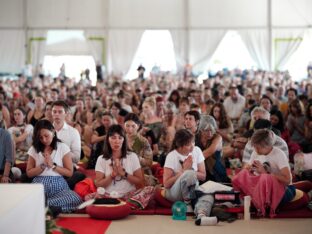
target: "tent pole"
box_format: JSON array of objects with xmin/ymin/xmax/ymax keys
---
[
  {"xmin": 268, "ymin": 0, "xmax": 273, "ymax": 71},
  {"xmin": 185, "ymin": 0, "xmax": 189, "ymax": 67},
  {"xmin": 24, "ymin": 0, "xmax": 28, "ymax": 66}
]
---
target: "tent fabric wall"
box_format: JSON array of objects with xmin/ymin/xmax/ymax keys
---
[
  {"xmin": 107, "ymin": 29, "xmax": 144, "ymax": 75},
  {"xmin": 45, "ymin": 30, "xmax": 91, "ymax": 56},
  {"xmin": 272, "ymin": 0, "xmax": 312, "ymax": 27},
  {"xmin": 0, "ymin": 30, "xmax": 25, "ymax": 73},
  {"xmin": 84, "ymin": 30, "xmax": 106, "ymax": 65},
  {"xmin": 10, "ymin": 0, "xmax": 311, "ymax": 29},
  {"xmin": 27, "ymin": 30, "xmax": 47, "ymax": 68},
  {"xmin": 0, "ymin": 0, "xmax": 23, "ymax": 28},
  {"xmin": 27, "ymin": 0, "xmax": 107, "ymax": 28},
  {"xmin": 273, "ymin": 29, "xmax": 305, "ymax": 70},
  {"xmin": 189, "ymin": 30, "xmax": 227, "ymax": 73},
  {"xmin": 44, "ymin": 38, "xmax": 90, "ymax": 56},
  {"xmin": 109, "ymin": 0, "xmax": 184, "ymax": 28},
  {"xmin": 239, "ymin": 29, "xmax": 270, "ymax": 70},
  {"xmin": 189, "ymin": 0, "xmax": 268, "ymax": 28},
  {"xmin": 169, "ymin": 30, "xmax": 187, "ymax": 72},
  {"xmin": 0, "ymin": 0, "xmax": 311, "ymax": 74}
]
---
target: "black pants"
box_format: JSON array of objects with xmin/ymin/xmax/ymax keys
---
[{"xmin": 66, "ymin": 168, "xmax": 86, "ymax": 190}]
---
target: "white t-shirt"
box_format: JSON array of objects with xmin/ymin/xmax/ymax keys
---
[
  {"xmin": 55, "ymin": 122, "xmax": 81, "ymax": 163},
  {"xmin": 223, "ymin": 95, "xmax": 246, "ymax": 119},
  {"xmin": 28, "ymin": 142, "xmax": 70, "ymax": 176},
  {"xmin": 95, "ymin": 152, "xmax": 141, "ymax": 197},
  {"xmin": 8, "ymin": 124, "xmax": 33, "ymax": 150},
  {"xmin": 164, "ymin": 146, "xmax": 205, "ymax": 174},
  {"xmin": 249, "ymin": 146, "xmax": 290, "ymax": 178}
]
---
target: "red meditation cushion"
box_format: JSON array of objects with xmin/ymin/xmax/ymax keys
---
[
  {"xmin": 86, "ymin": 199, "xmax": 131, "ymax": 220},
  {"xmin": 154, "ymin": 188, "xmax": 173, "ymax": 208},
  {"xmin": 74, "ymin": 178, "xmax": 97, "ymax": 199},
  {"xmin": 280, "ymin": 189, "xmax": 309, "ymax": 211}
]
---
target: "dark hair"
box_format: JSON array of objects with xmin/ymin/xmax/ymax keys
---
[
  {"xmin": 248, "ymin": 99, "xmax": 256, "ymax": 106},
  {"xmin": 124, "ymin": 113, "xmax": 141, "ymax": 126},
  {"xmin": 14, "ymin": 107, "xmax": 26, "ymax": 116},
  {"xmin": 266, "ymin": 86, "xmax": 275, "ymax": 93},
  {"xmin": 32, "ymin": 119, "xmax": 60, "ymax": 153},
  {"xmin": 119, "ymin": 108, "xmax": 129, "ymax": 117},
  {"xmin": 210, "ymin": 103, "xmax": 229, "ymax": 129},
  {"xmin": 289, "ymin": 99, "xmax": 303, "ymax": 116},
  {"xmin": 52, "ymin": 100, "xmax": 69, "ymax": 112},
  {"xmin": 270, "ymin": 109, "xmax": 285, "ymax": 132},
  {"xmin": 168, "ymin": 89, "xmax": 180, "ymax": 108},
  {"xmin": 44, "ymin": 101, "xmax": 53, "ymax": 110},
  {"xmin": 110, "ymin": 102, "xmax": 122, "ymax": 110},
  {"xmin": 306, "ymin": 103, "xmax": 312, "ymax": 121},
  {"xmin": 171, "ymin": 129, "xmax": 194, "ymax": 150},
  {"xmin": 286, "ymin": 88, "xmax": 298, "ymax": 96},
  {"xmin": 117, "ymin": 90, "xmax": 125, "ymax": 99},
  {"xmin": 260, "ymin": 95, "xmax": 273, "ymax": 105},
  {"xmin": 0, "ymin": 91, "xmax": 7, "ymax": 100},
  {"xmin": 254, "ymin": 119, "xmax": 272, "ymax": 130},
  {"xmin": 102, "ymin": 111, "xmax": 114, "ymax": 119},
  {"xmin": 51, "ymin": 88, "xmax": 59, "ymax": 94},
  {"xmin": 184, "ymin": 110, "xmax": 200, "ymax": 121},
  {"xmin": 190, "ymin": 103, "xmax": 200, "ymax": 109},
  {"xmin": 298, "ymin": 94, "xmax": 308, "ymax": 102},
  {"xmin": 13, "ymin": 107, "xmax": 27, "ymax": 125},
  {"xmin": 102, "ymin": 124, "xmax": 128, "ymax": 159},
  {"xmin": 179, "ymin": 96, "xmax": 189, "ymax": 105}
]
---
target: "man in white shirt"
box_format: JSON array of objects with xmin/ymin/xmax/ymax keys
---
[
  {"xmin": 223, "ymin": 85, "xmax": 246, "ymax": 127},
  {"xmin": 52, "ymin": 100, "xmax": 81, "ymax": 163},
  {"xmin": 52, "ymin": 100, "xmax": 85, "ymax": 189}
]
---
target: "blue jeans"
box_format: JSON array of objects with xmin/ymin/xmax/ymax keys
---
[{"xmin": 280, "ymin": 185, "xmax": 296, "ymax": 205}]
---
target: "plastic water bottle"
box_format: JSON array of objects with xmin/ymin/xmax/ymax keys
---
[
  {"xmin": 172, "ymin": 201, "xmax": 187, "ymax": 220},
  {"xmin": 96, "ymin": 187, "xmax": 106, "ymax": 198},
  {"xmin": 244, "ymin": 195, "xmax": 251, "ymax": 221},
  {"xmin": 294, "ymin": 152, "xmax": 305, "ymax": 176}
]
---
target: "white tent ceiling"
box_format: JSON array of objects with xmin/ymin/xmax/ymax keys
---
[
  {"xmin": 1, "ymin": 0, "xmax": 311, "ymax": 29},
  {"xmin": 0, "ymin": 0, "xmax": 311, "ymax": 73}
]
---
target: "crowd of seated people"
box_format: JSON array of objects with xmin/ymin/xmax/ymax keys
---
[{"xmin": 0, "ymin": 67, "xmax": 312, "ymax": 221}]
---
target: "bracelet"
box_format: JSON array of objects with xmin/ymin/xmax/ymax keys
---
[
  {"xmin": 110, "ymin": 173, "xmax": 116, "ymax": 179},
  {"xmin": 124, "ymin": 172, "xmax": 128, "ymax": 179},
  {"xmin": 3, "ymin": 174, "xmax": 9, "ymax": 178}
]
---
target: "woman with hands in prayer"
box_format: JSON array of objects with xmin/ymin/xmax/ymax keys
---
[
  {"xmin": 163, "ymin": 129, "xmax": 206, "ymax": 207},
  {"xmin": 26, "ymin": 119, "xmax": 82, "ymax": 213},
  {"xmin": 94, "ymin": 124, "xmax": 154, "ymax": 209}
]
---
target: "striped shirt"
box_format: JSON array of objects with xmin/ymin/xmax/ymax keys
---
[{"xmin": 242, "ymin": 133, "xmax": 289, "ymax": 163}]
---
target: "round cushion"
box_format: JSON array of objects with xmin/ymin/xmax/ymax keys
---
[
  {"xmin": 86, "ymin": 200, "xmax": 131, "ymax": 220},
  {"xmin": 281, "ymin": 189, "xmax": 309, "ymax": 211},
  {"xmin": 154, "ymin": 188, "xmax": 173, "ymax": 208}
]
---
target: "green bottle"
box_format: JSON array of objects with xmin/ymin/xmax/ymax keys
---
[{"xmin": 172, "ymin": 201, "xmax": 187, "ymax": 220}]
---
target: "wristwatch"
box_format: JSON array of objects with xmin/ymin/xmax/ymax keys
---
[
  {"xmin": 52, "ymin": 163, "xmax": 57, "ymax": 170},
  {"xmin": 40, "ymin": 163, "xmax": 47, "ymax": 170},
  {"xmin": 123, "ymin": 171, "xmax": 128, "ymax": 179}
]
